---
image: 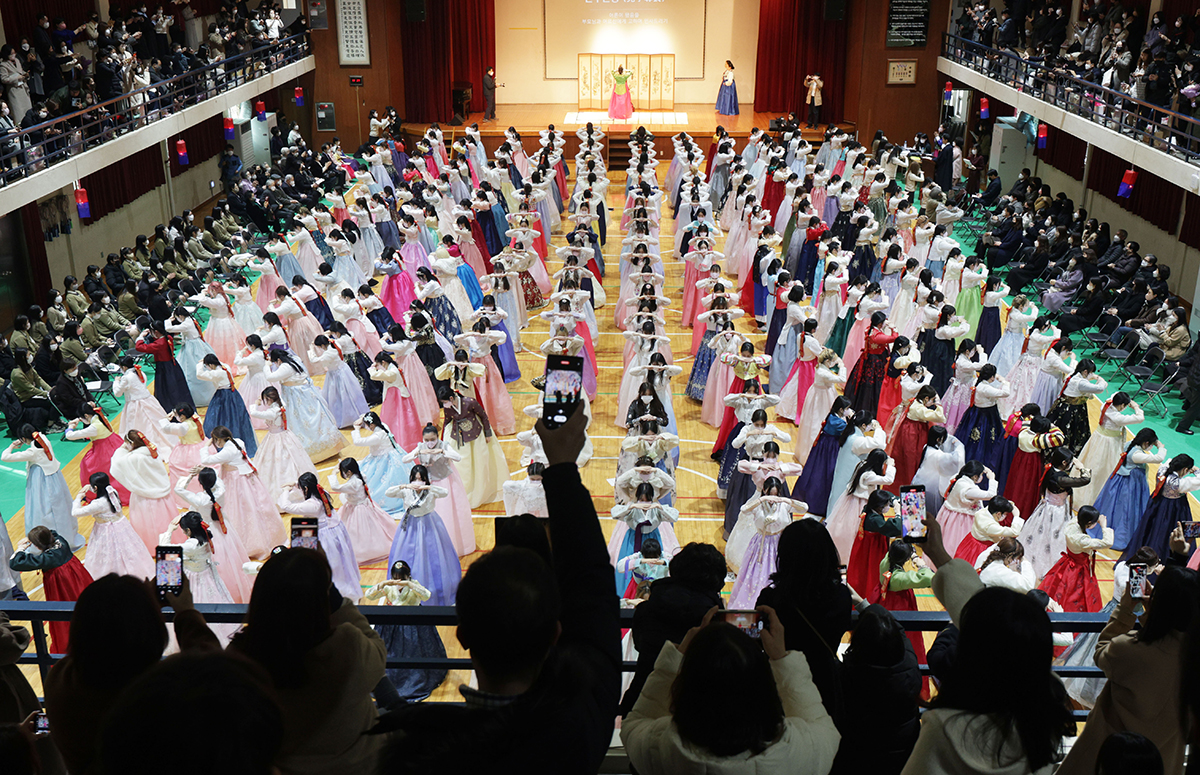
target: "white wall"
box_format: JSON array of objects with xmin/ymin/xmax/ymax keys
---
[
  {"xmin": 40, "ymin": 155, "xmax": 222, "ymax": 285},
  {"xmin": 496, "ymin": 0, "xmax": 760, "ymax": 105}
]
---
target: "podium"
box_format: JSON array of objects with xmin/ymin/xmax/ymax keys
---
[{"xmin": 577, "ymin": 54, "xmax": 675, "ymax": 111}]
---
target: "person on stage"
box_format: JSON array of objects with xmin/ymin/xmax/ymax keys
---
[
  {"xmin": 805, "ymin": 73, "xmax": 824, "ymax": 128},
  {"xmin": 483, "ymin": 66, "xmax": 501, "ymax": 122},
  {"xmin": 716, "ymin": 60, "xmax": 739, "ymax": 116},
  {"xmin": 609, "ymin": 65, "xmax": 634, "ymax": 120}
]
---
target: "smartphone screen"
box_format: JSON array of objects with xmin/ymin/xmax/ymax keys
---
[
  {"xmin": 718, "ymin": 610, "xmax": 764, "ymax": 639},
  {"xmin": 155, "ymin": 546, "xmax": 183, "ymax": 601},
  {"xmin": 1128, "ymin": 563, "xmax": 1148, "ymax": 599},
  {"xmin": 290, "ymin": 517, "xmax": 319, "ymax": 550},
  {"xmin": 34, "ymin": 712, "xmax": 49, "ymax": 734},
  {"xmin": 1181, "ymin": 521, "xmax": 1200, "ymax": 540},
  {"xmin": 900, "ymin": 485, "xmax": 927, "ymax": 542},
  {"xmin": 542, "ymin": 354, "xmax": 584, "ymax": 429}
]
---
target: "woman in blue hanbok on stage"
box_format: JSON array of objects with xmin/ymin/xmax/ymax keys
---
[{"xmin": 716, "ymin": 60, "xmax": 740, "ymax": 115}]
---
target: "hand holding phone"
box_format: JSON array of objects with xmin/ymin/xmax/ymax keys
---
[
  {"xmin": 155, "ymin": 546, "xmax": 184, "ymax": 602},
  {"xmin": 1128, "ymin": 563, "xmax": 1149, "ymax": 599},
  {"xmin": 290, "ymin": 517, "xmax": 319, "ymax": 550},
  {"xmin": 900, "ymin": 485, "xmax": 928, "ymax": 542},
  {"xmin": 541, "ymin": 354, "xmax": 584, "ymax": 430},
  {"xmin": 1180, "ymin": 521, "xmax": 1200, "ymax": 541},
  {"xmin": 718, "ymin": 609, "xmax": 764, "ymax": 639}
]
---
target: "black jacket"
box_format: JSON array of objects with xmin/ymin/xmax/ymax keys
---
[
  {"xmin": 618, "ymin": 577, "xmax": 723, "ymax": 717},
  {"xmin": 380, "ymin": 463, "xmax": 621, "ymax": 775}
]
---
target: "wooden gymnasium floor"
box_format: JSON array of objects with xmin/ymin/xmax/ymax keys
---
[{"xmin": 6, "ymin": 139, "xmax": 1146, "ymax": 706}]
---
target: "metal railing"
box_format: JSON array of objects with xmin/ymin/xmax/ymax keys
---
[
  {"xmin": 941, "ymin": 33, "xmax": 1200, "ymax": 164},
  {"xmin": 2, "ymin": 600, "xmax": 1107, "ymax": 717},
  {"xmin": 0, "ymin": 32, "xmax": 311, "ymax": 184}
]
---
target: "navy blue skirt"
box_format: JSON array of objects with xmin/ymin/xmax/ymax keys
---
[
  {"xmin": 793, "ymin": 433, "xmax": 841, "ymax": 516},
  {"xmin": 203, "ymin": 387, "xmax": 258, "ymax": 457},
  {"xmin": 305, "ymin": 296, "xmax": 336, "ymax": 331},
  {"xmin": 153, "ymin": 359, "xmax": 194, "ymax": 413}
]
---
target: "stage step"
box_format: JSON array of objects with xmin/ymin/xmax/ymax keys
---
[{"xmin": 607, "ymin": 142, "xmax": 632, "ymax": 172}]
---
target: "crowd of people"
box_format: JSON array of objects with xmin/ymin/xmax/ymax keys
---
[
  {"xmin": 0, "ymin": 92, "xmax": 1197, "ymax": 774},
  {"xmin": 0, "ymin": 0, "xmax": 306, "ymax": 177}
]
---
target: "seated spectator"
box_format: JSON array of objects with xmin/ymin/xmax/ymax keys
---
[
  {"xmin": 379, "ymin": 408, "xmax": 620, "ymax": 774},
  {"xmin": 7, "ymin": 350, "xmax": 62, "ymax": 432},
  {"xmin": 621, "ymin": 607, "xmax": 840, "ymax": 774},
  {"xmin": 0, "ymin": 613, "xmax": 38, "ymax": 724},
  {"xmin": 974, "ymin": 169, "xmax": 1002, "ymax": 207},
  {"xmin": 49, "ymin": 358, "xmax": 94, "ymax": 420},
  {"xmin": 902, "ymin": 517, "xmax": 1075, "ymax": 775},
  {"xmin": 619, "ymin": 541, "xmax": 727, "ymax": 716},
  {"xmin": 228, "ymin": 548, "xmax": 386, "ymax": 774},
  {"xmin": 755, "ymin": 519, "xmax": 851, "ymax": 724},
  {"xmin": 1006, "ymin": 236, "xmax": 1052, "ymax": 293},
  {"xmin": 1057, "ymin": 276, "xmax": 1110, "ymax": 335},
  {"xmin": 1095, "ymin": 732, "xmax": 1164, "ymax": 775}
]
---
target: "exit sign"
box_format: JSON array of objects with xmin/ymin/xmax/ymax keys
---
[{"xmin": 349, "ymin": 75, "xmax": 364, "ymax": 87}]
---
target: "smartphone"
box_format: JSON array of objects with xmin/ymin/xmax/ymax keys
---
[
  {"xmin": 718, "ymin": 610, "xmax": 764, "ymax": 639},
  {"xmin": 290, "ymin": 517, "xmax": 319, "ymax": 550},
  {"xmin": 838, "ymin": 564, "xmax": 847, "ymax": 582},
  {"xmin": 1129, "ymin": 563, "xmax": 1149, "ymax": 599},
  {"xmin": 1181, "ymin": 521, "xmax": 1200, "ymax": 540},
  {"xmin": 154, "ymin": 546, "xmax": 183, "ymax": 602},
  {"xmin": 541, "ymin": 354, "xmax": 584, "ymax": 429},
  {"xmin": 34, "ymin": 711, "xmax": 49, "ymax": 734},
  {"xmin": 900, "ymin": 485, "xmax": 927, "ymax": 542}
]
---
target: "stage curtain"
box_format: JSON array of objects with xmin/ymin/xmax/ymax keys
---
[
  {"xmin": 1086, "ymin": 147, "xmax": 1183, "ymax": 234},
  {"xmin": 79, "ymin": 145, "xmax": 166, "ymax": 225},
  {"xmin": 168, "ymin": 115, "xmax": 226, "ymax": 177},
  {"xmin": 19, "ymin": 203, "xmax": 52, "ymax": 303},
  {"xmin": 400, "ymin": 1, "xmax": 453, "ymax": 123},
  {"xmin": 449, "ymin": 0, "xmax": 495, "ymax": 115},
  {"xmin": 753, "ymin": 0, "xmax": 847, "ymax": 122},
  {"xmin": 1034, "ymin": 126, "xmax": 1086, "ymax": 181},
  {"xmin": 2, "ymin": 1, "xmax": 90, "ymax": 51},
  {"xmin": 1179, "ymin": 192, "xmax": 1200, "ymax": 249}
]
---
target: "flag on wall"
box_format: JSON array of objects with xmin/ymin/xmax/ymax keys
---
[
  {"xmin": 980, "ymin": 97, "xmax": 989, "ymax": 118},
  {"xmin": 1037, "ymin": 123, "xmax": 1047, "ymax": 149},
  {"xmin": 1117, "ymin": 169, "xmax": 1138, "ymax": 198}
]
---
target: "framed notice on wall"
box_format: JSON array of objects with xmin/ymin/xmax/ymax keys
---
[
  {"xmin": 337, "ymin": 0, "xmax": 370, "ymax": 65},
  {"xmin": 886, "ymin": 0, "xmax": 930, "ymax": 47},
  {"xmin": 887, "ymin": 60, "xmax": 918, "ymax": 84}
]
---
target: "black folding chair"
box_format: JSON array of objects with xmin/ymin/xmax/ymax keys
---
[
  {"xmin": 1100, "ymin": 329, "xmax": 1139, "ymax": 368},
  {"xmin": 1082, "ymin": 314, "xmax": 1119, "ymax": 358},
  {"xmin": 1139, "ymin": 361, "xmax": 1183, "ymax": 416},
  {"xmin": 1117, "ymin": 346, "xmax": 1165, "ymax": 391}
]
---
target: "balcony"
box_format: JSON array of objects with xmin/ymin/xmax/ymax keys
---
[
  {"xmin": 0, "ymin": 33, "xmax": 315, "ymax": 217},
  {"xmin": 938, "ymin": 33, "xmax": 1200, "ymax": 193}
]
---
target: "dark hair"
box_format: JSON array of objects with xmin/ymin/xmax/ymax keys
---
[
  {"xmin": 668, "ymin": 543, "xmax": 727, "ymax": 594},
  {"xmin": 1095, "ymin": 732, "xmax": 1164, "ymax": 775},
  {"xmin": 669, "ymin": 624, "xmax": 785, "ymax": 756},
  {"xmin": 1139, "ymin": 566, "xmax": 1200, "ymax": 645},
  {"xmin": 847, "ymin": 605, "xmax": 908, "ymax": 667},
  {"xmin": 229, "ymin": 549, "xmax": 335, "ymax": 689},
  {"xmin": 68, "ymin": 574, "xmax": 169, "ymax": 690}
]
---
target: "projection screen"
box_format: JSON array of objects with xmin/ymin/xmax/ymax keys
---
[{"xmin": 544, "ymin": 0, "xmax": 707, "ymax": 80}]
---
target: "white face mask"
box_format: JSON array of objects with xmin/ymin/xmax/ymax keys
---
[
  {"xmin": 640, "ymin": 395, "xmax": 652, "ymax": 403},
  {"xmin": 187, "ymin": 214, "xmax": 195, "ymax": 222},
  {"xmin": 424, "ymin": 439, "xmax": 437, "ymax": 448}
]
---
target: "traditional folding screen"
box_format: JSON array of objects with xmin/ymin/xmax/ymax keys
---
[{"xmin": 577, "ymin": 54, "xmax": 674, "ymax": 110}]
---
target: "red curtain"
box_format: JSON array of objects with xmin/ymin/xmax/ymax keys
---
[
  {"xmin": 400, "ymin": 1, "xmax": 453, "ymax": 123},
  {"xmin": 79, "ymin": 145, "xmax": 166, "ymax": 224},
  {"xmin": 753, "ymin": 0, "xmax": 847, "ymax": 121},
  {"xmin": 1034, "ymin": 125, "xmax": 1087, "ymax": 181},
  {"xmin": 168, "ymin": 115, "xmax": 226, "ymax": 177},
  {"xmin": 19, "ymin": 203, "xmax": 52, "ymax": 303},
  {"xmin": 1179, "ymin": 192, "xmax": 1200, "ymax": 249},
  {"xmin": 1086, "ymin": 147, "xmax": 1183, "ymax": 234},
  {"xmin": 449, "ymin": 0, "xmax": 496, "ymax": 115},
  {"xmin": 1, "ymin": 1, "xmax": 90, "ymax": 50}
]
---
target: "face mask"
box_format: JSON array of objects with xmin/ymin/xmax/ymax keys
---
[
  {"xmin": 424, "ymin": 439, "xmax": 437, "ymax": 448},
  {"xmin": 21, "ymin": 43, "xmax": 30, "ymax": 52},
  {"xmin": 640, "ymin": 395, "xmax": 652, "ymax": 403},
  {"xmin": 41, "ymin": 21, "xmax": 49, "ymax": 28},
  {"xmin": 188, "ymin": 214, "xmax": 195, "ymax": 222},
  {"xmin": 26, "ymin": 356, "xmax": 33, "ymax": 364},
  {"xmin": 50, "ymin": 343, "xmax": 58, "ymax": 351},
  {"xmin": 38, "ymin": 112, "xmax": 47, "ymax": 119}
]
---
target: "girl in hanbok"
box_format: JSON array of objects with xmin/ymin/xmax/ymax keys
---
[
  {"xmin": 326, "ymin": 229, "xmax": 369, "ymax": 291},
  {"xmin": 199, "ymin": 426, "xmax": 286, "ymax": 559},
  {"xmin": 955, "ymin": 256, "xmax": 988, "ymax": 339},
  {"xmin": 940, "ymin": 341, "xmax": 984, "ymax": 433},
  {"xmin": 278, "ymin": 473, "xmax": 362, "ymax": 602},
  {"xmin": 369, "ymin": 351, "xmax": 424, "ymax": 450},
  {"xmin": 415, "ymin": 267, "xmax": 464, "ymax": 339},
  {"xmin": 172, "ymin": 469, "xmax": 254, "ymax": 604},
  {"xmin": 114, "ymin": 357, "xmax": 175, "ymax": 450},
  {"xmin": 1000, "ymin": 316, "xmax": 1059, "ymax": 417},
  {"xmin": 441, "ymin": 393, "xmax": 508, "ymax": 508},
  {"xmin": 342, "ymin": 220, "xmax": 378, "ymax": 281},
  {"xmin": 365, "ymin": 560, "xmax": 449, "ymax": 703},
  {"xmin": 376, "ymin": 248, "xmax": 418, "ymax": 322},
  {"xmin": 875, "ymin": 337, "xmax": 919, "ymax": 427},
  {"xmin": 793, "ymin": 398, "xmax": 854, "ymax": 517},
  {"xmin": 843, "ymin": 311, "xmax": 899, "ymax": 413},
  {"xmin": 1092, "ymin": 429, "xmax": 1165, "ymax": 551},
  {"xmin": 952, "ymin": 496, "xmax": 1023, "ymax": 566},
  {"xmin": 976, "ymin": 277, "xmax": 1009, "ymax": 355},
  {"xmin": 358, "ymin": 283, "xmax": 398, "ymax": 337},
  {"xmin": 503, "ymin": 464, "xmax": 549, "ymax": 519},
  {"xmin": 728, "ymin": 484, "xmax": 807, "ymax": 608},
  {"xmin": 890, "ymin": 265, "xmax": 929, "ymax": 340},
  {"xmin": 825, "ymin": 449, "xmax": 897, "ymax": 562},
  {"xmin": 329, "ymin": 457, "xmax": 396, "ymax": 564},
  {"xmin": 332, "ymin": 289, "xmax": 385, "ymax": 358},
  {"xmin": 471, "ymin": 299, "xmax": 522, "ymax": 383},
  {"xmin": 609, "ymin": 484, "xmax": 680, "ymax": 596},
  {"xmin": 990, "ymin": 296, "xmax": 1040, "ymax": 379},
  {"xmin": 403, "ymin": 423, "xmax": 475, "ymax": 555},
  {"xmin": 689, "ymin": 302, "xmax": 743, "ymax": 405},
  {"xmin": 814, "ymin": 259, "xmax": 848, "ymax": 342},
  {"xmin": 827, "ymin": 412, "xmax": 888, "ymax": 520},
  {"xmin": 449, "ymin": 324, "xmax": 517, "ymax": 436},
  {"xmin": 270, "ymin": 287, "xmax": 326, "ymax": 376},
  {"xmin": 933, "ymin": 461, "xmax": 999, "ymax": 560},
  {"xmin": 308, "ymin": 335, "xmax": 370, "ymax": 428},
  {"xmin": 911, "ymin": 426, "xmax": 965, "ymax": 519},
  {"xmin": 775, "ymin": 318, "xmax": 822, "ymax": 422},
  {"xmin": 795, "ymin": 350, "xmax": 848, "ymax": 463},
  {"xmin": 844, "ymin": 490, "xmax": 903, "ymax": 604},
  {"xmin": 3, "ymin": 427, "xmax": 83, "ymax": 551},
  {"xmin": 721, "ymin": 404, "xmax": 791, "ymax": 528},
  {"xmin": 73, "ymin": 472, "xmax": 154, "ymax": 579},
  {"xmin": 1018, "ymin": 448, "xmax": 1092, "ymax": 578},
  {"xmin": 1075, "ymin": 393, "xmax": 1142, "ymax": 506},
  {"xmin": 65, "ymin": 404, "xmax": 130, "ymax": 504},
  {"xmin": 879, "ymin": 541, "xmax": 934, "ymax": 688},
  {"xmin": 110, "ymin": 431, "xmax": 177, "ymax": 551},
  {"xmin": 289, "ymin": 223, "xmax": 324, "ymax": 279},
  {"xmin": 245, "ymin": 249, "xmax": 286, "ymax": 313},
  {"xmin": 915, "ymin": 300, "xmax": 970, "ymax": 395},
  {"xmin": 627, "ymin": 354, "xmax": 682, "ymax": 433},
  {"xmin": 953, "ymin": 365, "xmax": 1011, "ymax": 472},
  {"xmin": 384, "ymin": 467, "xmax": 460, "ymax": 606},
  {"xmin": 349, "ymin": 413, "xmax": 413, "ymax": 518},
  {"xmin": 1040, "ymin": 506, "xmax": 1112, "ymax": 617},
  {"xmin": 225, "ymin": 275, "xmax": 264, "ymax": 337},
  {"xmin": 1029, "ymin": 339, "xmax": 1076, "ymax": 415},
  {"xmin": 196, "ymin": 355, "xmax": 258, "ymax": 457},
  {"xmin": 617, "ymin": 420, "xmax": 679, "ymax": 484},
  {"xmin": 189, "ymin": 281, "xmax": 245, "ymax": 365},
  {"xmin": 291, "ymin": 276, "xmax": 336, "ymax": 332},
  {"xmin": 234, "ymin": 336, "xmax": 271, "ymax": 431},
  {"xmin": 157, "ymin": 513, "xmax": 237, "ymax": 642},
  {"xmin": 1046, "ymin": 360, "xmax": 1107, "ymax": 455},
  {"xmin": 1123, "ymin": 454, "xmax": 1200, "ymax": 562},
  {"xmin": 266, "ymin": 234, "xmax": 307, "ymax": 290},
  {"xmin": 166, "ymin": 310, "xmax": 218, "ymax": 407},
  {"xmin": 265, "ymin": 349, "xmax": 347, "ymax": 463},
  {"xmin": 885, "ymin": 385, "xmax": 946, "ymax": 495}
]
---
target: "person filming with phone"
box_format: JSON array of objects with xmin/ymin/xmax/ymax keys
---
[{"xmin": 620, "ymin": 604, "xmax": 840, "ymax": 773}]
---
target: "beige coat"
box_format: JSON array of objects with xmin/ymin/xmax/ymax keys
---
[
  {"xmin": 805, "ymin": 77, "xmax": 823, "ymax": 106},
  {"xmin": 1054, "ymin": 592, "xmax": 1187, "ymax": 775}
]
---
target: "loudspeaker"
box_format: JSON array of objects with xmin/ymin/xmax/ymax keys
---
[
  {"xmin": 824, "ymin": 0, "xmax": 846, "ymax": 21},
  {"xmin": 406, "ymin": 0, "xmax": 426, "ymax": 22}
]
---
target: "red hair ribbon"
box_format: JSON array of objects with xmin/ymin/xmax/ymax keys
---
[
  {"xmin": 1098, "ymin": 399, "xmax": 1113, "ymax": 428},
  {"xmin": 280, "ymin": 405, "xmax": 288, "ymax": 431},
  {"xmin": 1152, "ymin": 474, "xmax": 1166, "ymax": 499},
  {"xmin": 94, "ymin": 405, "xmax": 114, "ymax": 433},
  {"xmin": 221, "ymin": 365, "xmax": 236, "ymax": 390},
  {"xmin": 192, "ymin": 416, "xmax": 206, "ymax": 440},
  {"xmin": 135, "ymin": 431, "xmax": 158, "ymax": 458},
  {"xmin": 1109, "ymin": 449, "xmax": 1129, "ymax": 482},
  {"xmin": 211, "ymin": 502, "xmax": 228, "ymax": 533},
  {"xmin": 1021, "ymin": 332, "xmax": 1031, "ymax": 355},
  {"xmin": 134, "ymin": 365, "xmax": 146, "ymax": 383},
  {"xmin": 32, "ymin": 432, "xmax": 53, "ymax": 462}
]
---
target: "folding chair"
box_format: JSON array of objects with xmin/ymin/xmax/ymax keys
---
[
  {"xmin": 1138, "ymin": 362, "xmax": 1183, "ymax": 416},
  {"xmin": 1082, "ymin": 314, "xmax": 1119, "ymax": 358},
  {"xmin": 1117, "ymin": 346, "xmax": 1165, "ymax": 391},
  {"xmin": 1099, "ymin": 330, "xmax": 1139, "ymax": 368}
]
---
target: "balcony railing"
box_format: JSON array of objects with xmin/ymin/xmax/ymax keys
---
[
  {"xmin": 0, "ymin": 32, "xmax": 311, "ymax": 185},
  {"xmin": 2, "ymin": 599, "xmax": 1107, "ymax": 717},
  {"xmin": 941, "ymin": 33, "xmax": 1200, "ymax": 164}
]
